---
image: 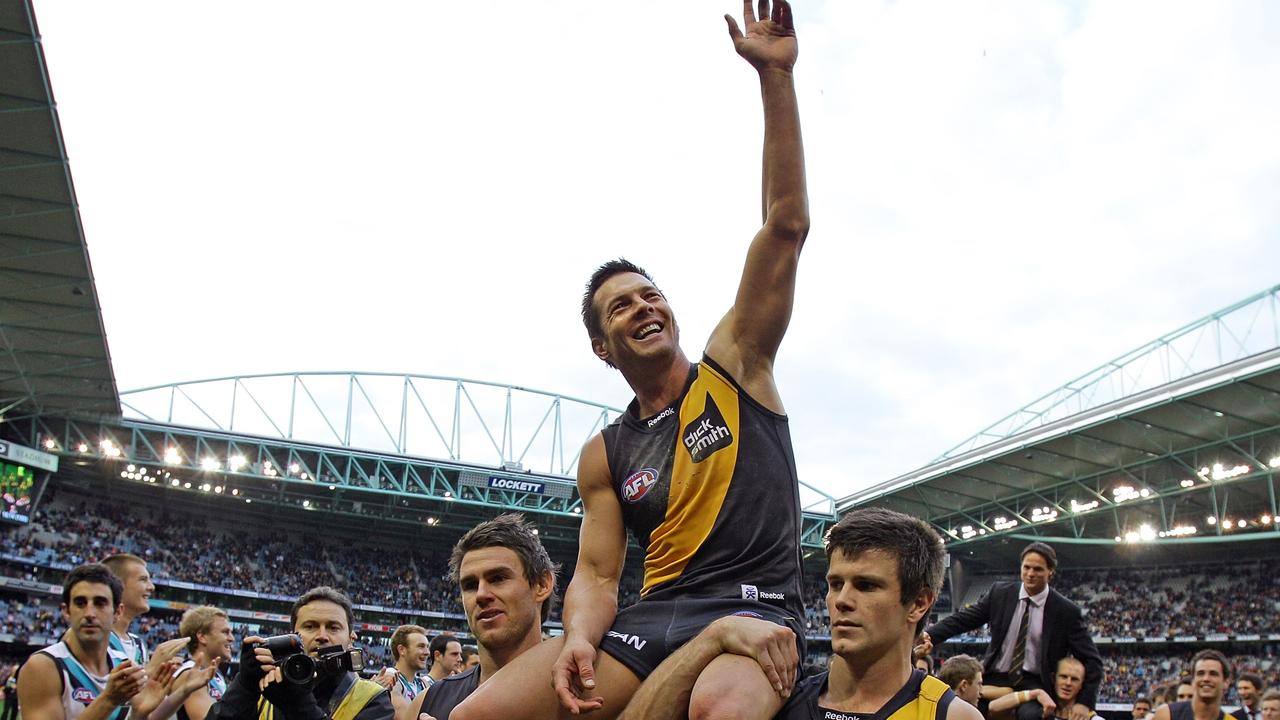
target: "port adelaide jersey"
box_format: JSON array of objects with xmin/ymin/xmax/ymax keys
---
[{"xmin": 602, "ymin": 355, "xmax": 804, "ymax": 619}]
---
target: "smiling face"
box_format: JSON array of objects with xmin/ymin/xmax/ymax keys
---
[
  {"xmin": 117, "ymin": 560, "xmax": 154, "ymax": 616},
  {"xmin": 1237, "ymin": 680, "xmax": 1259, "ymax": 706},
  {"xmin": 590, "ymin": 272, "xmax": 680, "ymax": 370},
  {"xmin": 294, "ymin": 599, "xmax": 355, "ymax": 654},
  {"xmin": 64, "ymin": 581, "xmax": 116, "ymax": 648},
  {"xmin": 826, "ymin": 548, "xmax": 931, "ymax": 666},
  {"xmin": 1020, "ymin": 552, "xmax": 1053, "ymax": 596},
  {"xmin": 1192, "ymin": 658, "xmax": 1227, "ymax": 704},
  {"xmin": 458, "ymin": 546, "xmax": 551, "ymax": 656},
  {"xmin": 201, "ymin": 615, "xmax": 235, "ymax": 663},
  {"xmin": 399, "ymin": 632, "xmax": 429, "ymax": 672}
]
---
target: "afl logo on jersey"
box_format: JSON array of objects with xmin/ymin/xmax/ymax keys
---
[
  {"xmin": 72, "ymin": 687, "xmax": 96, "ymax": 705},
  {"xmin": 621, "ymin": 468, "xmax": 659, "ymax": 503}
]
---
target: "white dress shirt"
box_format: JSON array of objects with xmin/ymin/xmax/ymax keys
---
[{"xmin": 997, "ymin": 584, "xmax": 1049, "ymax": 674}]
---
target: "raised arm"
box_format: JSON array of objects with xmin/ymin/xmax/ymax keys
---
[
  {"xmin": 550, "ymin": 434, "xmax": 629, "ymax": 714},
  {"xmin": 704, "ymin": 0, "xmax": 809, "ymax": 411}
]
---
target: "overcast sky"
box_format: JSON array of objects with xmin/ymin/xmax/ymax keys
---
[{"xmin": 32, "ymin": 0, "xmax": 1280, "ymax": 500}]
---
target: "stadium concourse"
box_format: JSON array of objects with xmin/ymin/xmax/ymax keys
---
[{"xmin": 2, "ymin": 0, "xmax": 1280, "ymax": 718}]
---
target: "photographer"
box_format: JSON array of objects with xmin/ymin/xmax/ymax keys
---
[{"xmin": 207, "ymin": 587, "xmax": 391, "ymax": 720}]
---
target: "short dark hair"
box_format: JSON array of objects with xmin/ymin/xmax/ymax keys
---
[
  {"xmin": 430, "ymin": 634, "xmax": 459, "ymax": 661},
  {"xmin": 390, "ymin": 624, "xmax": 427, "ymax": 662},
  {"xmin": 939, "ymin": 654, "xmax": 982, "ymax": 689},
  {"xmin": 62, "ymin": 563, "xmax": 123, "ymax": 608},
  {"xmin": 290, "ymin": 586, "xmax": 354, "ymax": 634},
  {"xmin": 461, "ymin": 645, "xmax": 478, "ymax": 662},
  {"xmin": 1133, "ymin": 697, "xmax": 1152, "ymax": 707},
  {"xmin": 1020, "ymin": 542, "xmax": 1057, "ymax": 571},
  {"xmin": 1191, "ymin": 649, "xmax": 1232, "ymax": 681},
  {"xmin": 825, "ymin": 506, "xmax": 945, "ymax": 635},
  {"xmin": 1238, "ymin": 672, "xmax": 1263, "ymax": 688},
  {"xmin": 581, "ymin": 258, "xmax": 656, "ymax": 341},
  {"xmin": 449, "ymin": 513, "xmax": 560, "ymax": 624}
]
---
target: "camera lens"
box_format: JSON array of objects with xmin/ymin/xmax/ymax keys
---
[{"xmin": 282, "ymin": 654, "xmax": 316, "ymax": 684}]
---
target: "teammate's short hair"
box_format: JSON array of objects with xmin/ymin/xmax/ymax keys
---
[
  {"xmin": 461, "ymin": 645, "xmax": 478, "ymax": 664},
  {"xmin": 1058, "ymin": 656, "xmax": 1085, "ymax": 673},
  {"xmin": 824, "ymin": 506, "xmax": 944, "ymax": 634},
  {"xmin": 1190, "ymin": 649, "xmax": 1232, "ymax": 681},
  {"xmin": 449, "ymin": 513, "xmax": 560, "ymax": 624},
  {"xmin": 390, "ymin": 624, "xmax": 428, "ymax": 662},
  {"xmin": 1261, "ymin": 689, "xmax": 1280, "ymax": 703},
  {"xmin": 1239, "ymin": 672, "xmax": 1263, "ymax": 689},
  {"xmin": 290, "ymin": 586, "xmax": 354, "ymax": 633},
  {"xmin": 1019, "ymin": 542, "xmax": 1057, "ymax": 571},
  {"xmin": 1134, "ymin": 696, "xmax": 1152, "ymax": 707},
  {"xmin": 581, "ymin": 258, "xmax": 657, "ymax": 340},
  {"xmin": 62, "ymin": 563, "xmax": 123, "ymax": 608},
  {"xmin": 939, "ymin": 654, "xmax": 983, "ymax": 690},
  {"xmin": 430, "ymin": 634, "xmax": 458, "ymax": 662},
  {"xmin": 179, "ymin": 605, "xmax": 228, "ymax": 654},
  {"xmin": 101, "ymin": 553, "xmax": 147, "ymax": 577}
]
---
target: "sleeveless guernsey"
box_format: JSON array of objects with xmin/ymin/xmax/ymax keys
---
[
  {"xmin": 1169, "ymin": 701, "xmax": 1239, "ymax": 720},
  {"xmin": 778, "ymin": 668, "xmax": 955, "ymax": 720},
  {"xmin": 174, "ymin": 659, "xmax": 226, "ymax": 720},
  {"xmin": 602, "ymin": 356, "xmax": 804, "ymax": 619},
  {"xmin": 419, "ymin": 666, "xmax": 480, "ymax": 720},
  {"xmin": 35, "ymin": 641, "xmax": 129, "ymax": 720},
  {"xmin": 108, "ymin": 631, "xmax": 147, "ymax": 666}
]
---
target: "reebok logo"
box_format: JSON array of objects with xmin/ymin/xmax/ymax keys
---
[
  {"xmin": 606, "ymin": 630, "xmax": 647, "ymax": 651},
  {"xmin": 682, "ymin": 394, "xmax": 732, "ymax": 463},
  {"xmin": 646, "ymin": 406, "xmax": 675, "ymax": 428}
]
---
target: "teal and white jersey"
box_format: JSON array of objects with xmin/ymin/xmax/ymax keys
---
[
  {"xmin": 36, "ymin": 640, "xmax": 129, "ymax": 720},
  {"xmin": 174, "ymin": 659, "xmax": 226, "ymax": 720},
  {"xmin": 108, "ymin": 631, "xmax": 147, "ymax": 666}
]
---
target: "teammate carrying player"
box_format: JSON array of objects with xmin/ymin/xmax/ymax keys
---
[{"xmin": 454, "ymin": 1, "xmax": 809, "ymax": 718}]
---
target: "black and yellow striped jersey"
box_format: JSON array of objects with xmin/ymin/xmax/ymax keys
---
[
  {"xmin": 602, "ymin": 355, "xmax": 804, "ymax": 622},
  {"xmin": 776, "ymin": 669, "xmax": 955, "ymax": 720}
]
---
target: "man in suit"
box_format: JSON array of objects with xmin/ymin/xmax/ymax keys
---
[{"xmin": 919, "ymin": 542, "xmax": 1102, "ymax": 720}]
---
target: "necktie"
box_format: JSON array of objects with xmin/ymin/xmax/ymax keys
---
[{"xmin": 1009, "ymin": 597, "xmax": 1032, "ymax": 686}]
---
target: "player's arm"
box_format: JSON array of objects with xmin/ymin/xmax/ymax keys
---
[
  {"xmin": 397, "ymin": 684, "xmax": 427, "ymax": 720},
  {"xmin": 551, "ymin": 434, "xmax": 628, "ymax": 713},
  {"xmin": 15, "ymin": 654, "xmax": 68, "ymax": 720},
  {"xmin": 617, "ymin": 615, "xmax": 796, "ymax": 720},
  {"xmin": 1152, "ymin": 705, "xmax": 1172, "ymax": 720},
  {"xmin": 989, "ymin": 689, "xmax": 1056, "ymax": 720},
  {"xmin": 705, "ymin": 0, "xmax": 808, "ymax": 410},
  {"xmin": 925, "ymin": 590, "xmax": 992, "ymax": 645}
]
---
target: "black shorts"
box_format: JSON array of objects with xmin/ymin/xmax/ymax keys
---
[{"xmin": 598, "ymin": 597, "xmax": 805, "ymax": 680}]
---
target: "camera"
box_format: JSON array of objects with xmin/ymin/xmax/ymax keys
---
[{"xmin": 254, "ymin": 634, "xmax": 365, "ymax": 684}]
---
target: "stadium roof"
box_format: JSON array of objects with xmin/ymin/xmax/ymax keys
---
[
  {"xmin": 0, "ymin": 0, "xmax": 119, "ymax": 421},
  {"xmin": 841, "ymin": 284, "xmax": 1280, "ymax": 553}
]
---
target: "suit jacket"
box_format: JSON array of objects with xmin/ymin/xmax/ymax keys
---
[{"xmin": 927, "ymin": 582, "xmax": 1103, "ymax": 709}]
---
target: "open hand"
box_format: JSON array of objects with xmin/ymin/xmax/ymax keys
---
[
  {"xmin": 725, "ymin": 0, "xmax": 798, "ymax": 72},
  {"xmin": 551, "ymin": 637, "xmax": 604, "ymax": 714}
]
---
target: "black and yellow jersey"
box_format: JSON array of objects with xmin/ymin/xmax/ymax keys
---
[
  {"xmin": 602, "ymin": 355, "xmax": 804, "ymax": 622},
  {"xmin": 776, "ymin": 669, "xmax": 955, "ymax": 720}
]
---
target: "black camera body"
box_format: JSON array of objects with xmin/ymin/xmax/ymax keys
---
[{"xmin": 255, "ymin": 634, "xmax": 365, "ymax": 685}]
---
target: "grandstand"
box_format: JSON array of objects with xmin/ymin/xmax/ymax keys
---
[{"xmin": 1, "ymin": 0, "xmax": 1279, "ymax": 716}]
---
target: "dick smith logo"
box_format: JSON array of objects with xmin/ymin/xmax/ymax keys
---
[
  {"xmin": 682, "ymin": 394, "xmax": 732, "ymax": 463},
  {"xmin": 622, "ymin": 468, "xmax": 659, "ymax": 503}
]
